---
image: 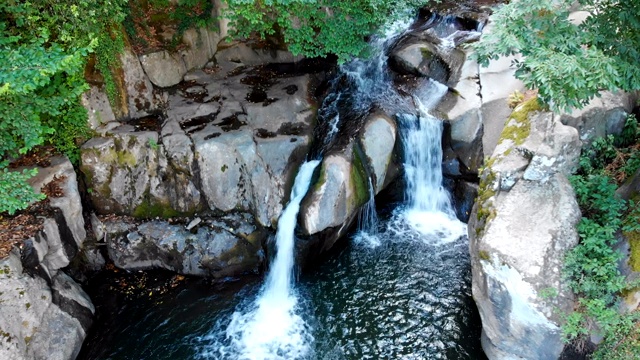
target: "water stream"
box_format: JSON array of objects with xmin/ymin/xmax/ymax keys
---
[{"xmin": 79, "ymin": 12, "xmax": 484, "ymax": 360}]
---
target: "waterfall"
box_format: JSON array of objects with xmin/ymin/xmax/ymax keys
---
[
  {"xmin": 395, "ymin": 80, "xmax": 466, "ymax": 243},
  {"xmin": 217, "ymin": 160, "xmax": 320, "ymax": 360},
  {"xmin": 353, "ymin": 177, "xmax": 381, "ymax": 248},
  {"xmin": 198, "ymin": 13, "xmax": 469, "ymax": 360}
]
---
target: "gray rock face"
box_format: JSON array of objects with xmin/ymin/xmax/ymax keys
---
[
  {"xmin": 469, "ymin": 111, "xmax": 582, "ymax": 360},
  {"xmin": 27, "ymin": 156, "xmax": 87, "ymax": 276},
  {"xmin": 438, "ymin": 48, "xmax": 484, "ymax": 175},
  {"xmin": 81, "ymin": 65, "xmax": 316, "ymax": 227},
  {"xmin": 0, "ymin": 157, "xmax": 93, "ymax": 360},
  {"xmin": 140, "ymin": 50, "xmax": 188, "ymax": 88},
  {"xmin": 180, "ymin": 28, "xmax": 221, "ymax": 71},
  {"xmin": 559, "ymin": 90, "xmax": 638, "ymax": 143},
  {"xmin": 103, "ymin": 214, "xmax": 265, "ymax": 278},
  {"xmin": 360, "ymin": 112, "xmax": 398, "ymax": 192},
  {"xmin": 0, "ymin": 253, "xmax": 93, "ymax": 360},
  {"xmin": 120, "ymin": 48, "xmax": 161, "ymax": 119},
  {"xmin": 81, "ymin": 85, "xmax": 116, "ymax": 130}
]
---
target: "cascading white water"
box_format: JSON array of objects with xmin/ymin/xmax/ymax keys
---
[
  {"xmin": 395, "ymin": 80, "xmax": 466, "ymax": 243},
  {"xmin": 353, "ymin": 177, "xmax": 381, "ymax": 248},
  {"xmin": 217, "ymin": 160, "xmax": 320, "ymax": 360}
]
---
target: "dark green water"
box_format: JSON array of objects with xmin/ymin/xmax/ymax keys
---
[{"xmin": 79, "ymin": 209, "xmax": 484, "ymax": 360}]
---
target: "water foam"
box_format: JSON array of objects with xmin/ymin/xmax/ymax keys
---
[
  {"xmin": 202, "ymin": 160, "xmax": 320, "ymax": 360},
  {"xmin": 395, "ymin": 80, "xmax": 467, "ymax": 244}
]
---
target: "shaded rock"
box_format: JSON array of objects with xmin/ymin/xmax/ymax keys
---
[
  {"xmin": 453, "ymin": 180, "xmax": 478, "ymax": 223},
  {"xmin": 559, "ymin": 91, "xmax": 637, "ymax": 143},
  {"xmin": 469, "ymin": 110, "xmax": 582, "ymax": 360},
  {"xmin": 180, "ymin": 28, "xmax": 221, "ymax": 71},
  {"xmin": 215, "ymin": 42, "xmax": 304, "ymax": 69},
  {"xmin": 390, "ymin": 41, "xmax": 465, "ymax": 86},
  {"xmin": 140, "ymin": 50, "xmax": 187, "ymax": 88},
  {"xmin": 0, "ymin": 252, "xmax": 93, "ymax": 360},
  {"xmin": 104, "ymin": 215, "xmax": 265, "ymax": 278},
  {"xmin": 120, "ymin": 48, "xmax": 161, "ymax": 119},
  {"xmin": 439, "ymin": 49, "xmax": 483, "ymax": 174}
]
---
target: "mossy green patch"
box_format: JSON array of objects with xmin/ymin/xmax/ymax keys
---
[
  {"xmin": 420, "ymin": 46, "xmax": 434, "ymax": 61},
  {"xmin": 498, "ymin": 96, "xmax": 542, "ymax": 146},
  {"xmin": 351, "ymin": 147, "xmax": 369, "ymax": 207},
  {"xmin": 626, "ymin": 230, "xmax": 640, "ymax": 272},
  {"xmin": 132, "ymin": 198, "xmax": 182, "ymax": 219},
  {"xmin": 475, "ymin": 167, "xmax": 497, "ymax": 237},
  {"xmin": 313, "ymin": 163, "xmax": 327, "ymax": 191},
  {"xmin": 478, "ymin": 250, "xmax": 490, "ymax": 261}
]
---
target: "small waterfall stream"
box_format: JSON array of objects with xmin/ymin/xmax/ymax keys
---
[
  {"xmin": 396, "ymin": 85, "xmax": 466, "ymax": 243},
  {"xmin": 218, "ymin": 160, "xmax": 320, "ymax": 359}
]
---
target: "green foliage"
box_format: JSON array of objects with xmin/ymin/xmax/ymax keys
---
[
  {"xmin": 94, "ymin": 25, "xmax": 126, "ymax": 107},
  {"xmin": 564, "ymin": 128, "xmax": 640, "ymax": 358},
  {"xmin": 1, "ymin": 1, "xmax": 126, "ymax": 212},
  {"xmin": 0, "ymin": 167, "xmax": 45, "ymax": 215},
  {"xmin": 474, "ymin": 0, "xmax": 640, "ymax": 111},
  {"xmin": 221, "ymin": 0, "xmax": 434, "ymax": 62},
  {"xmin": 0, "ymin": 0, "xmax": 126, "ymax": 162}
]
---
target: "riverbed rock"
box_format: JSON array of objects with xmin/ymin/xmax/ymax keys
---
[
  {"xmin": 469, "ymin": 110, "xmax": 582, "ymax": 360},
  {"xmin": 103, "ymin": 214, "xmax": 265, "ymax": 278}
]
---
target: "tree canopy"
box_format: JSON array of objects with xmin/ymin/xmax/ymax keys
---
[
  {"xmin": 222, "ymin": 0, "xmax": 430, "ymax": 62},
  {"xmin": 474, "ymin": 0, "xmax": 640, "ymax": 112}
]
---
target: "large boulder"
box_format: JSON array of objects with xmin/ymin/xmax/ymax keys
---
[
  {"xmin": 469, "ymin": 109, "xmax": 582, "ymax": 360},
  {"xmin": 0, "ymin": 156, "xmax": 93, "ymax": 360},
  {"xmin": 101, "ymin": 214, "xmax": 265, "ymax": 278},
  {"xmin": 299, "ymin": 112, "xmax": 399, "ymax": 255},
  {"xmin": 81, "ymin": 85, "xmax": 117, "ymax": 130}
]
